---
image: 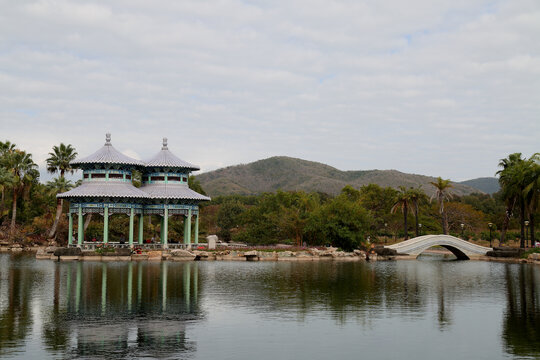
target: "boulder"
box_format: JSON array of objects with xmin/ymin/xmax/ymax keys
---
[
  {"xmin": 374, "ymin": 247, "xmax": 397, "ymax": 256},
  {"xmin": 115, "ymin": 248, "xmax": 133, "ymax": 256},
  {"xmin": 170, "ymin": 249, "xmax": 196, "ymax": 260},
  {"xmin": 487, "ymin": 248, "xmax": 524, "ymax": 258},
  {"xmin": 53, "ymin": 247, "xmax": 82, "ymax": 257}
]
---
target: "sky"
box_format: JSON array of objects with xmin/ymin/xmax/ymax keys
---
[{"xmin": 0, "ymin": 0, "xmax": 539, "ymax": 182}]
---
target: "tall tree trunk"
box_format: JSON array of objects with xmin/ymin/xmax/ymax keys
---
[
  {"xmin": 443, "ymin": 211, "xmax": 449, "ymax": 235},
  {"xmin": 84, "ymin": 213, "xmax": 92, "ymax": 232},
  {"xmin": 403, "ymin": 203, "xmax": 408, "ymax": 240},
  {"xmin": 10, "ymin": 190, "xmax": 17, "ymax": 236},
  {"xmin": 530, "ymin": 213, "xmax": 535, "ymax": 247},
  {"xmin": 0, "ymin": 188, "xmax": 4, "ymax": 218},
  {"xmin": 414, "ymin": 203, "xmax": 419, "ymax": 237},
  {"xmin": 500, "ymin": 200, "xmax": 514, "ymax": 244},
  {"xmin": 48, "ymin": 198, "xmax": 63, "ymax": 238},
  {"xmin": 519, "ymin": 197, "xmax": 525, "ymax": 248}
]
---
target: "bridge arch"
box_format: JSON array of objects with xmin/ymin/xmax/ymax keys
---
[{"xmin": 385, "ymin": 235, "xmax": 492, "ymax": 260}]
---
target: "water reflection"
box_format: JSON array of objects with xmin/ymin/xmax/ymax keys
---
[
  {"xmin": 0, "ymin": 254, "xmax": 539, "ymax": 359},
  {"xmin": 42, "ymin": 260, "xmax": 201, "ymax": 358},
  {"xmin": 503, "ymin": 264, "xmax": 540, "ymax": 357}
]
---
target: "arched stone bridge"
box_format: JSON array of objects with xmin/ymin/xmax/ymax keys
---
[{"xmin": 385, "ymin": 234, "xmax": 492, "ymax": 260}]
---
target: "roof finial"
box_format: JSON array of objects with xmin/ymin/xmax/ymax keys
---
[
  {"xmin": 105, "ymin": 133, "xmax": 111, "ymax": 146},
  {"xmin": 162, "ymin": 137, "xmax": 168, "ymax": 150}
]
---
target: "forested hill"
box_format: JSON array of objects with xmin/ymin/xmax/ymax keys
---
[
  {"xmin": 195, "ymin": 156, "xmax": 483, "ymax": 197},
  {"xmin": 458, "ymin": 177, "xmax": 500, "ymax": 194}
]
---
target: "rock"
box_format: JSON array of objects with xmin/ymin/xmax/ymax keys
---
[
  {"xmin": 207, "ymin": 235, "xmax": 218, "ymax": 250},
  {"xmin": 528, "ymin": 253, "xmax": 540, "ymax": 261},
  {"xmin": 170, "ymin": 249, "xmax": 196, "ymax": 260},
  {"xmin": 374, "ymin": 247, "xmax": 397, "ymax": 256},
  {"xmin": 308, "ymin": 248, "xmax": 320, "ymax": 256},
  {"xmin": 115, "ymin": 248, "xmax": 133, "ymax": 256},
  {"xmin": 147, "ymin": 250, "xmax": 163, "ymax": 261},
  {"xmin": 53, "ymin": 247, "xmax": 82, "ymax": 257},
  {"xmin": 245, "ymin": 250, "xmax": 258, "ymax": 257},
  {"xmin": 278, "ymin": 251, "xmax": 294, "ymax": 257},
  {"xmin": 131, "ymin": 254, "xmax": 149, "ymax": 261},
  {"xmin": 487, "ymin": 248, "xmax": 524, "ymax": 258}
]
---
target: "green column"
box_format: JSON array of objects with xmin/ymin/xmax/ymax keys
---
[
  {"xmin": 183, "ymin": 215, "xmax": 188, "ymax": 246},
  {"xmin": 138, "ymin": 214, "xmax": 144, "ymax": 245},
  {"xmin": 194, "ymin": 212, "xmax": 199, "ymax": 246},
  {"xmin": 160, "ymin": 216, "xmax": 164, "ymax": 244},
  {"xmin": 163, "ymin": 207, "xmax": 168, "ymax": 247},
  {"xmin": 129, "ymin": 207, "xmax": 134, "ymax": 247},
  {"xmin": 103, "ymin": 205, "xmax": 109, "ymax": 244},
  {"xmin": 186, "ymin": 208, "xmax": 192, "ymax": 249},
  {"xmin": 77, "ymin": 204, "xmax": 83, "ymax": 246},
  {"xmin": 68, "ymin": 212, "xmax": 73, "ymax": 245}
]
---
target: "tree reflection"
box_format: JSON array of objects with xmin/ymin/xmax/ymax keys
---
[
  {"xmin": 0, "ymin": 257, "xmax": 35, "ymax": 356},
  {"xmin": 503, "ymin": 264, "xmax": 540, "ymax": 358}
]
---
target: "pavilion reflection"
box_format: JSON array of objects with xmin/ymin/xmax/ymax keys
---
[{"xmin": 43, "ymin": 261, "xmax": 201, "ymax": 358}]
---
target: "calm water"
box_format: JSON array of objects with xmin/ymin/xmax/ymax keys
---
[{"xmin": 0, "ymin": 254, "xmax": 539, "ymax": 359}]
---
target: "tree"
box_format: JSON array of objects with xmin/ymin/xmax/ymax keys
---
[
  {"xmin": 523, "ymin": 153, "xmax": 539, "ymax": 246},
  {"xmin": 5, "ymin": 150, "xmax": 38, "ymax": 235},
  {"xmin": 408, "ymin": 186, "xmax": 428, "ymax": 237},
  {"xmin": 45, "ymin": 143, "xmax": 77, "ymax": 238},
  {"xmin": 0, "ymin": 167, "xmax": 15, "ymax": 220},
  {"xmin": 305, "ymin": 189, "xmax": 372, "ymax": 251},
  {"xmin": 216, "ymin": 200, "xmax": 245, "ymax": 241},
  {"xmin": 497, "ymin": 153, "xmax": 535, "ymax": 247},
  {"xmin": 46, "ymin": 143, "xmax": 77, "ymax": 178},
  {"xmin": 430, "ymin": 177, "xmax": 453, "ymax": 235},
  {"xmin": 391, "ymin": 186, "xmax": 412, "ymax": 240},
  {"xmin": 189, "ymin": 176, "xmax": 207, "ymax": 196},
  {"xmin": 46, "ymin": 177, "xmax": 74, "ymax": 240},
  {"xmin": 497, "ymin": 153, "xmax": 526, "ymax": 244}
]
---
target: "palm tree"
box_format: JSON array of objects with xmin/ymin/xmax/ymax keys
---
[
  {"xmin": 46, "ymin": 143, "xmax": 77, "ymax": 178},
  {"xmin": 430, "ymin": 177, "xmax": 453, "ymax": 234},
  {"xmin": 497, "ymin": 153, "xmax": 526, "ymax": 244},
  {"xmin": 6, "ymin": 150, "xmax": 38, "ymax": 235},
  {"xmin": 409, "ymin": 186, "xmax": 428, "ymax": 237},
  {"xmin": 0, "ymin": 167, "xmax": 15, "ymax": 220},
  {"xmin": 391, "ymin": 186, "xmax": 412, "ymax": 240},
  {"xmin": 0, "ymin": 140, "xmax": 16, "ymax": 156},
  {"xmin": 46, "ymin": 143, "xmax": 77, "ymax": 238},
  {"xmin": 522, "ymin": 153, "xmax": 539, "ymax": 247},
  {"xmin": 46, "ymin": 177, "xmax": 74, "ymax": 240}
]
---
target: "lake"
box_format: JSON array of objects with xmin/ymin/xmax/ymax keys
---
[{"xmin": 0, "ymin": 253, "xmax": 539, "ymax": 359}]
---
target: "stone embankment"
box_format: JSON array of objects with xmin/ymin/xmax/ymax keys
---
[{"xmin": 35, "ymin": 246, "xmax": 377, "ymax": 262}]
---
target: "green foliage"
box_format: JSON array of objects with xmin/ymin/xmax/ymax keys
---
[
  {"xmin": 217, "ymin": 200, "xmax": 246, "ymax": 241},
  {"xmin": 305, "ymin": 189, "xmax": 373, "ymax": 251},
  {"xmin": 188, "ymin": 175, "xmax": 207, "ymax": 196}
]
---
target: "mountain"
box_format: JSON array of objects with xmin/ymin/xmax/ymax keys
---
[
  {"xmin": 459, "ymin": 177, "xmax": 500, "ymax": 194},
  {"xmin": 195, "ymin": 156, "xmax": 484, "ymax": 197}
]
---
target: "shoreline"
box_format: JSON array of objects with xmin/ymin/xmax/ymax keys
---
[{"xmin": 1, "ymin": 245, "xmax": 538, "ymax": 265}]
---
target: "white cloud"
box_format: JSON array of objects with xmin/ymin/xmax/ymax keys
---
[{"xmin": 0, "ymin": 0, "xmax": 538, "ymax": 183}]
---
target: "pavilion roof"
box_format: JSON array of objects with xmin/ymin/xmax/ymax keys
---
[
  {"xmin": 144, "ymin": 138, "xmax": 200, "ymax": 171},
  {"xmin": 139, "ymin": 183, "xmax": 211, "ymax": 201},
  {"xmin": 71, "ymin": 133, "xmax": 144, "ymax": 167},
  {"xmin": 57, "ymin": 181, "xmax": 149, "ymax": 199}
]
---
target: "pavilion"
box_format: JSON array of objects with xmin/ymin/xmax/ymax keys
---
[{"xmin": 57, "ymin": 134, "xmax": 210, "ymax": 248}]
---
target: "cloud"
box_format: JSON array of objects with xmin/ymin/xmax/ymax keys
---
[{"xmin": 0, "ymin": 0, "xmax": 538, "ymax": 183}]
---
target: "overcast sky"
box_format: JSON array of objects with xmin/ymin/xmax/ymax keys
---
[{"xmin": 0, "ymin": 0, "xmax": 538, "ymax": 182}]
